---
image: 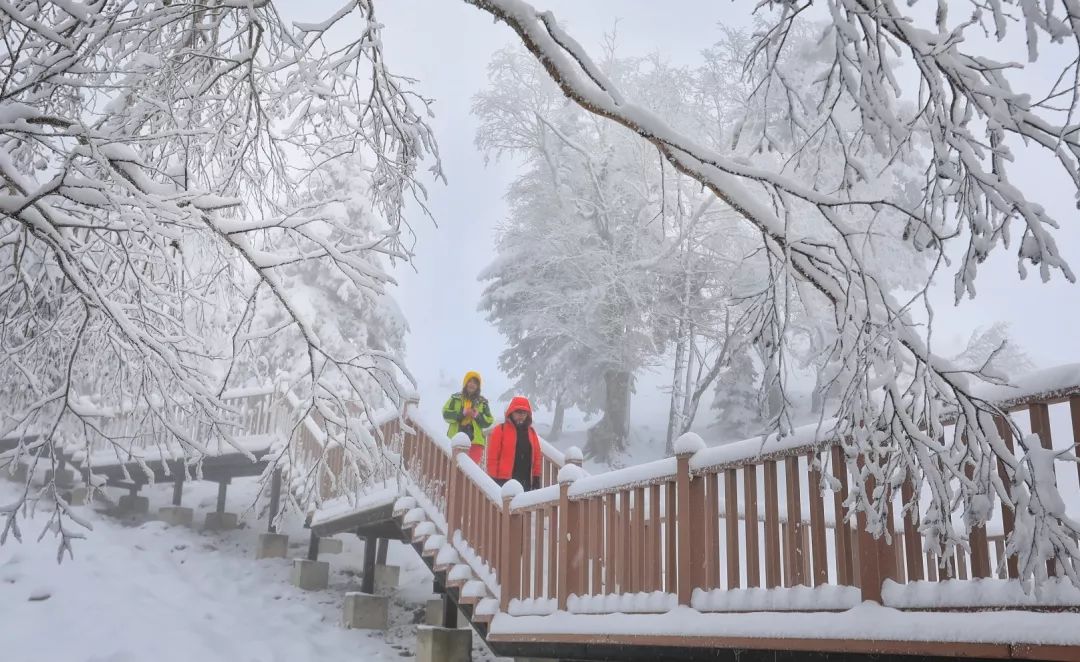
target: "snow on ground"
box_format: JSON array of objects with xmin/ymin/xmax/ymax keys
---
[{"xmin": 0, "ymin": 478, "xmax": 504, "ymax": 662}]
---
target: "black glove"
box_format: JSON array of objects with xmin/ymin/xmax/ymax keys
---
[{"xmin": 531, "ymin": 476, "xmax": 541, "ymax": 491}]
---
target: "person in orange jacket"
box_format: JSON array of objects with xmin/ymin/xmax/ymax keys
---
[{"xmin": 486, "ymin": 396, "xmax": 542, "ymax": 491}]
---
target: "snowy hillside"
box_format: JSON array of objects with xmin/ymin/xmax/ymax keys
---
[{"xmin": 0, "ymin": 480, "xmax": 503, "ymax": 662}]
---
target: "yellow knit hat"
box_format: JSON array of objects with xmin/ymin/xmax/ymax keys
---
[{"xmin": 462, "ymin": 371, "xmax": 482, "ymax": 389}]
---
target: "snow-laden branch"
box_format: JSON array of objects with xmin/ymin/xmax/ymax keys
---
[
  {"xmin": 464, "ymin": 0, "xmax": 1080, "ymax": 587},
  {"xmin": 1, "ymin": 0, "xmax": 439, "ymax": 556}
]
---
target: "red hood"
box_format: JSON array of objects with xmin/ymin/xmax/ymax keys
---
[{"xmin": 504, "ymin": 396, "xmax": 533, "ymax": 424}]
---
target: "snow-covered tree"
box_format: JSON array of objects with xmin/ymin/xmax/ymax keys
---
[
  {"xmin": 475, "ymin": 47, "xmax": 677, "ymax": 461},
  {"xmin": 0, "ymin": 0, "xmax": 438, "ymax": 555},
  {"xmin": 463, "ymin": 0, "xmax": 1080, "ymax": 587}
]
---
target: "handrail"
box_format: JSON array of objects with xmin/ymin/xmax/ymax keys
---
[{"xmin": 376, "ymin": 366, "xmax": 1080, "ymax": 619}]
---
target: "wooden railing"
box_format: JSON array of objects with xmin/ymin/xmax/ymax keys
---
[
  {"xmin": 376, "ymin": 371, "xmax": 1080, "ymax": 618},
  {"xmin": 71, "ymin": 387, "xmax": 281, "ymax": 464}
]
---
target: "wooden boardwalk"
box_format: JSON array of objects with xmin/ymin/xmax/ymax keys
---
[
  {"xmin": 348, "ymin": 367, "xmax": 1080, "ymax": 661},
  {"xmin": 7, "ymin": 368, "xmax": 1080, "ymax": 661}
]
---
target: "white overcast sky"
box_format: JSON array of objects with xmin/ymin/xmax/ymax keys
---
[{"xmin": 284, "ymin": 1, "xmax": 1080, "ymax": 409}]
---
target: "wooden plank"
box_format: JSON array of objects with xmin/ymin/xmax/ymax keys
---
[
  {"xmin": 557, "ymin": 488, "xmax": 570, "ymax": 610},
  {"xmin": 1029, "ymin": 402, "xmax": 1057, "ymax": 577},
  {"xmin": 623, "ymin": 490, "xmax": 634, "ymax": 593},
  {"xmin": 522, "ymin": 507, "xmax": 533, "ymax": 599},
  {"xmin": 830, "ymin": 446, "xmax": 852, "ymax": 585},
  {"xmin": 1071, "ymin": 397, "xmax": 1080, "ymax": 494},
  {"xmin": 649, "ymin": 484, "xmax": 662, "ymax": 592},
  {"xmin": 532, "ymin": 510, "xmax": 543, "ymax": 599},
  {"xmin": 744, "ymin": 465, "xmax": 760, "ymax": 588},
  {"xmin": 548, "ymin": 505, "xmax": 558, "ymax": 599},
  {"xmin": 666, "ymin": 482, "xmax": 677, "ymax": 593},
  {"xmin": 763, "ymin": 460, "xmax": 782, "ymax": 588},
  {"xmin": 900, "ymin": 478, "xmax": 924, "ymax": 581},
  {"xmin": 807, "ymin": 456, "xmax": 829, "ymax": 586},
  {"xmin": 704, "ymin": 472, "xmax": 720, "ymax": 590},
  {"xmin": 632, "ymin": 488, "xmax": 645, "ymax": 593},
  {"xmin": 724, "ymin": 468, "xmax": 740, "ymax": 590},
  {"xmin": 784, "ymin": 456, "xmax": 804, "ymax": 587},
  {"xmin": 688, "ymin": 473, "xmax": 706, "ymax": 591},
  {"xmin": 596, "ymin": 496, "xmax": 604, "ymax": 591},
  {"xmin": 605, "ymin": 493, "xmax": 618, "ymax": 594},
  {"xmin": 676, "ymin": 456, "xmax": 693, "ymax": 604},
  {"xmin": 996, "ymin": 417, "xmax": 1020, "ymax": 579}
]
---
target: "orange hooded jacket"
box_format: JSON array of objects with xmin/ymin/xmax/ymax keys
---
[{"xmin": 486, "ymin": 396, "xmax": 542, "ymax": 482}]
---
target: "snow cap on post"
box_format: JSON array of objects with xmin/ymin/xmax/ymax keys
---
[
  {"xmin": 501, "ymin": 479, "xmax": 524, "ymax": 500},
  {"xmin": 558, "ymin": 463, "xmax": 585, "ymax": 484},
  {"xmin": 565, "ymin": 446, "xmax": 584, "ymax": 465},
  {"xmin": 674, "ymin": 432, "xmax": 706, "ymax": 457},
  {"xmin": 451, "ymin": 432, "xmax": 472, "ymax": 451}
]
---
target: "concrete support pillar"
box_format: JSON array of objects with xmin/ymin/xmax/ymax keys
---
[
  {"xmin": 255, "ymin": 532, "xmax": 289, "ymax": 560},
  {"xmin": 415, "ymin": 626, "xmax": 472, "ymax": 662},
  {"xmin": 342, "ymin": 592, "xmax": 389, "ymax": 630},
  {"xmin": 68, "ymin": 486, "xmax": 92, "ymax": 506},
  {"xmin": 158, "ymin": 506, "xmax": 194, "ymax": 527},
  {"xmin": 171, "ymin": 464, "xmax": 185, "ymax": 506},
  {"xmin": 373, "ymin": 563, "xmax": 400, "ymax": 594},
  {"xmin": 290, "ymin": 559, "xmax": 329, "ymax": 591},
  {"xmin": 12, "ymin": 462, "xmax": 31, "ymax": 483},
  {"xmin": 318, "ymin": 537, "xmax": 343, "ymax": 555},
  {"xmin": 360, "ymin": 535, "xmax": 377, "ymax": 594},
  {"xmin": 44, "ymin": 468, "xmax": 75, "ymax": 488},
  {"xmin": 116, "ymin": 494, "xmax": 149, "ymax": 516},
  {"xmin": 204, "ymin": 512, "xmax": 239, "ymax": 531},
  {"xmin": 425, "ymin": 596, "xmax": 465, "ymax": 628}
]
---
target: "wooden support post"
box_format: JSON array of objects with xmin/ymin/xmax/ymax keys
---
[
  {"xmin": 361, "ymin": 536, "xmax": 376, "ymax": 595},
  {"xmin": 442, "ymin": 593, "xmax": 458, "ymax": 629},
  {"xmin": 307, "ymin": 530, "xmax": 321, "ymax": 561},
  {"xmin": 216, "ymin": 480, "xmax": 228, "ymax": 515},
  {"xmin": 376, "ymin": 537, "xmax": 389, "ymax": 566},
  {"xmin": 500, "ymin": 494, "xmax": 514, "ymax": 612},
  {"xmin": 675, "ymin": 453, "xmax": 694, "ymax": 605},
  {"xmin": 172, "ymin": 462, "xmax": 184, "ymax": 507},
  {"xmin": 268, "ymin": 467, "xmax": 282, "ymax": 534}
]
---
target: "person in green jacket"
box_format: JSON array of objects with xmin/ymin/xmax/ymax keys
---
[{"xmin": 442, "ymin": 371, "xmax": 494, "ymax": 463}]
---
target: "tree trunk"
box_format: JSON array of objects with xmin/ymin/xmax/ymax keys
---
[
  {"xmin": 549, "ymin": 393, "xmax": 566, "ymax": 441},
  {"xmin": 665, "ymin": 322, "xmax": 688, "ymax": 456},
  {"xmin": 586, "ymin": 370, "xmax": 632, "ymax": 462}
]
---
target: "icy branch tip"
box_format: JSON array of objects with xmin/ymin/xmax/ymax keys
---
[
  {"xmin": 501, "ymin": 479, "xmax": 524, "ymax": 499},
  {"xmin": 674, "ymin": 432, "xmax": 706, "ymax": 456},
  {"xmin": 558, "ymin": 464, "xmax": 585, "ymax": 484}
]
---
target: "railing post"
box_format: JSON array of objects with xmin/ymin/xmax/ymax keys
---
[
  {"xmin": 674, "ymin": 433, "xmax": 706, "ymax": 607},
  {"xmin": 500, "ymin": 480, "xmax": 524, "ymax": 612},
  {"xmin": 556, "ymin": 464, "xmax": 583, "ymax": 611},
  {"xmin": 565, "ymin": 446, "xmax": 583, "ymax": 468},
  {"xmin": 855, "ymin": 468, "xmax": 894, "ymax": 603},
  {"xmin": 447, "ymin": 433, "xmax": 470, "ymax": 539}
]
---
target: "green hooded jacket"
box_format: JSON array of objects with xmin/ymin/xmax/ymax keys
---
[{"xmin": 442, "ymin": 372, "xmax": 494, "ymax": 446}]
